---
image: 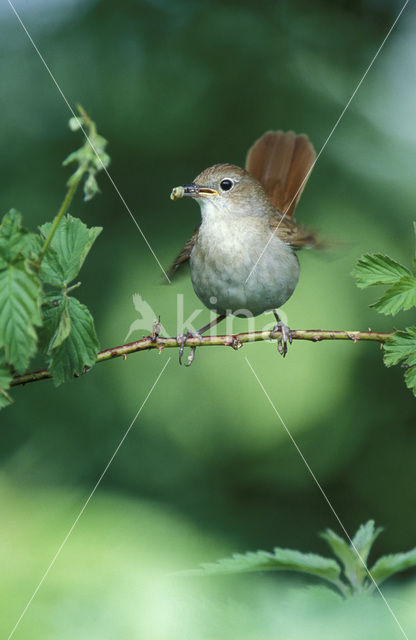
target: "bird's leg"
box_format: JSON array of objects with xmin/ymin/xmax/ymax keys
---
[
  {"xmin": 177, "ymin": 314, "xmax": 226, "ymax": 367},
  {"xmin": 271, "ymin": 310, "xmax": 292, "ymax": 357},
  {"xmin": 177, "ymin": 331, "xmax": 202, "ymax": 367}
]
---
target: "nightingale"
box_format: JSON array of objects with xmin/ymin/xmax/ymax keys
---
[{"xmin": 169, "ymin": 130, "xmax": 318, "ymax": 366}]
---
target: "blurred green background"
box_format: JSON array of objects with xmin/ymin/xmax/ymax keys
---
[{"xmin": 1, "ymin": 0, "xmax": 416, "ymax": 637}]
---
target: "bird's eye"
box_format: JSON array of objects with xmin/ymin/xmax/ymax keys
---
[{"xmin": 220, "ymin": 179, "xmax": 233, "ymax": 192}]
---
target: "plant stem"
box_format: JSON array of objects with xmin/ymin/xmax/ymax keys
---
[
  {"xmin": 76, "ymin": 103, "xmax": 96, "ymax": 136},
  {"xmin": 10, "ymin": 328, "xmax": 394, "ymax": 387},
  {"xmin": 37, "ymin": 177, "xmax": 82, "ymax": 265}
]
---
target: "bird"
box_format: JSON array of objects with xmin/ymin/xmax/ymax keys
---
[{"xmin": 169, "ymin": 130, "xmax": 318, "ymax": 366}]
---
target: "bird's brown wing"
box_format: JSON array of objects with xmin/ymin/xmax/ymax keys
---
[
  {"xmin": 268, "ymin": 211, "xmax": 318, "ymax": 249},
  {"xmin": 245, "ymin": 130, "xmax": 316, "ymax": 218},
  {"xmin": 167, "ymin": 225, "xmax": 199, "ymax": 279}
]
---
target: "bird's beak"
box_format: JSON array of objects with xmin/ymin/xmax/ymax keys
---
[{"xmin": 170, "ymin": 183, "xmax": 219, "ymax": 201}]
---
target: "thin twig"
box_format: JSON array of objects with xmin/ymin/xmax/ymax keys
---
[
  {"xmin": 37, "ymin": 178, "xmax": 80, "ymax": 265},
  {"xmin": 11, "ymin": 329, "xmax": 394, "ymax": 388}
]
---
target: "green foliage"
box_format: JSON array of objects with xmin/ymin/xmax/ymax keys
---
[
  {"xmin": 65, "ymin": 105, "xmax": 110, "ymax": 201},
  {"xmin": 0, "ymin": 359, "xmax": 13, "ymax": 408},
  {"xmin": 0, "ymin": 108, "xmax": 107, "ymax": 408},
  {"xmin": 0, "ymin": 261, "xmax": 42, "ymax": 371},
  {"xmin": 371, "ymin": 276, "xmax": 416, "ymax": 315},
  {"xmin": 39, "ymin": 215, "xmax": 102, "ymax": 287},
  {"xmin": 181, "ymin": 521, "xmax": 416, "ymax": 598},
  {"xmin": 382, "ymin": 327, "xmax": 416, "ymax": 395},
  {"xmin": 352, "ymin": 229, "xmax": 416, "ymax": 396},
  {"xmin": 40, "ymin": 296, "xmax": 99, "ymax": 386},
  {"xmin": 179, "ymin": 547, "xmax": 344, "ymax": 592},
  {"xmin": 319, "ymin": 529, "xmax": 358, "ymax": 590},
  {"xmin": 352, "ymin": 251, "xmax": 416, "ymax": 315},
  {"xmin": 320, "ymin": 521, "xmax": 382, "ymax": 591},
  {"xmin": 0, "ymin": 208, "xmax": 37, "ymax": 264},
  {"xmin": 352, "ymin": 253, "xmax": 411, "ymax": 289},
  {"xmin": 0, "ymin": 210, "xmax": 42, "ymax": 379},
  {"xmin": 351, "ymin": 521, "xmax": 383, "ymax": 564},
  {"xmin": 370, "ymin": 548, "xmax": 416, "ymax": 587}
]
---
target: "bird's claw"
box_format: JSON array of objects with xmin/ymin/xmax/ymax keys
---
[
  {"xmin": 272, "ymin": 320, "xmax": 292, "ymax": 357},
  {"xmin": 177, "ymin": 331, "xmax": 203, "ymax": 366}
]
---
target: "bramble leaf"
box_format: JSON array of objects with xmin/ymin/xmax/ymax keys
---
[
  {"xmin": 320, "ymin": 528, "xmax": 360, "ymax": 588},
  {"xmin": 46, "ymin": 296, "xmax": 99, "ymax": 386},
  {"xmin": 349, "ymin": 520, "xmax": 383, "ymax": 587},
  {"xmin": 370, "ymin": 276, "xmax": 416, "ymax": 315},
  {"xmin": 0, "ymin": 209, "xmax": 35, "ymax": 265},
  {"xmin": 178, "ymin": 547, "xmax": 343, "ymax": 589},
  {"xmin": 0, "ymin": 209, "xmax": 42, "ymax": 373},
  {"xmin": 0, "ymin": 109, "xmax": 107, "ymax": 411},
  {"xmin": 0, "ymin": 358, "xmax": 13, "ymax": 409},
  {"xmin": 351, "ymin": 227, "xmax": 416, "ymax": 395},
  {"xmin": 177, "ymin": 521, "xmax": 416, "ymax": 598},
  {"xmin": 404, "ymin": 365, "xmax": 416, "ymax": 396},
  {"xmin": 383, "ymin": 328, "xmax": 416, "ymax": 367},
  {"xmin": 0, "ymin": 260, "xmax": 42, "ymax": 372},
  {"xmin": 383, "ymin": 328, "xmax": 416, "ymax": 396},
  {"xmin": 352, "ymin": 254, "xmax": 411, "ymax": 289},
  {"xmin": 39, "ymin": 215, "xmax": 102, "ymax": 286},
  {"xmin": 352, "ymin": 521, "xmax": 383, "ymax": 565},
  {"xmin": 370, "ymin": 548, "xmax": 416, "ymax": 585},
  {"xmin": 39, "ymin": 294, "xmax": 71, "ymax": 353},
  {"xmin": 320, "ymin": 522, "xmax": 381, "ymax": 590}
]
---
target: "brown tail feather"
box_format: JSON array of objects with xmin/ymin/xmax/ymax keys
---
[{"xmin": 245, "ymin": 131, "xmax": 316, "ymax": 217}]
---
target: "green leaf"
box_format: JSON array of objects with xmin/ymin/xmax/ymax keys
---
[
  {"xmin": 0, "ymin": 209, "xmax": 34, "ymax": 264},
  {"xmin": 370, "ymin": 547, "xmax": 416, "ymax": 585},
  {"xmin": 39, "ymin": 215, "xmax": 102, "ymax": 286},
  {"xmin": 47, "ymin": 296, "xmax": 99, "ymax": 386},
  {"xmin": 371, "ymin": 276, "xmax": 416, "ymax": 315},
  {"xmin": 83, "ymin": 172, "xmax": 100, "ymax": 201},
  {"xmin": 0, "ymin": 209, "xmax": 43, "ymax": 373},
  {"xmin": 0, "ymin": 387, "xmax": 13, "ymax": 409},
  {"xmin": 0, "ymin": 260, "xmax": 42, "ymax": 371},
  {"xmin": 320, "ymin": 529, "xmax": 359, "ymax": 588},
  {"xmin": 321, "ymin": 522, "xmax": 383, "ymax": 590},
  {"xmin": 178, "ymin": 547, "xmax": 342, "ymax": 588},
  {"xmin": 404, "ymin": 365, "xmax": 416, "ymax": 397},
  {"xmin": 352, "ymin": 253, "xmax": 411, "ymax": 289},
  {"xmin": 64, "ymin": 108, "xmax": 110, "ymax": 201},
  {"xmin": 0, "ymin": 358, "xmax": 13, "ymax": 409},
  {"xmin": 382, "ymin": 328, "xmax": 416, "ymax": 396},
  {"xmin": 39, "ymin": 294, "xmax": 71, "ymax": 353},
  {"xmin": 29, "ymin": 234, "xmax": 65, "ymax": 288},
  {"xmin": 0, "ymin": 361, "xmax": 13, "ymax": 387},
  {"xmin": 383, "ymin": 328, "xmax": 416, "ymax": 367},
  {"xmin": 351, "ymin": 521, "xmax": 383, "ymax": 565},
  {"xmin": 38, "ymin": 244, "xmax": 64, "ymax": 287}
]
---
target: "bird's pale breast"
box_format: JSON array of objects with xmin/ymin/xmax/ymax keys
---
[{"xmin": 190, "ymin": 215, "xmax": 299, "ymax": 316}]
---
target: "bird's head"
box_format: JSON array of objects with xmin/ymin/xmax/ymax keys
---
[{"xmin": 170, "ymin": 164, "xmax": 271, "ymax": 221}]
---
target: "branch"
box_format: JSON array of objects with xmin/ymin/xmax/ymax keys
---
[{"xmin": 11, "ymin": 328, "xmax": 394, "ymax": 388}]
